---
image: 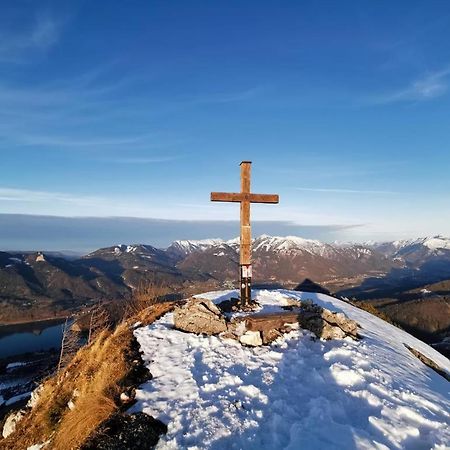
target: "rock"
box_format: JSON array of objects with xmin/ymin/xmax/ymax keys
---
[
  {"xmin": 297, "ymin": 302, "xmax": 359, "ymax": 340},
  {"xmin": 67, "ymin": 400, "xmax": 76, "ymax": 410},
  {"xmin": 262, "ymin": 328, "xmax": 282, "ymax": 344},
  {"xmin": 320, "ymin": 310, "xmax": 359, "ymax": 338},
  {"xmin": 239, "ymin": 331, "xmax": 263, "ymax": 346},
  {"xmin": 219, "ymin": 331, "xmax": 239, "ymax": 341},
  {"xmin": 319, "ymin": 324, "xmax": 347, "ymax": 340},
  {"xmin": 27, "ymin": 385, "xmax": 44, "ymax": 409},
  {"xmin": 2, "ymin": 409, "xmax": 26, "ymax": 438},
  {"xmin": 174, "ymin": 297, "xmax": 227, "ymax": 335},
  {"xmin": 81, "ymin": 412, "xmax": 167, "ymax": 450},
  {"xmin": 216, "ymin": 297, "xmax": 241, "ymax": 313},
  {"xmin": 226, "ymin": 318, "xmax": 246, "ymax": 338},
  {"xmin": 120, "ymin": 392, "xmax": 131, "ymax": 403}
]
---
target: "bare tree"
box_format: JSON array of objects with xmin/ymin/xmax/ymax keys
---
[
  {"xmin": 57, "ymin": 318, "xmax": 81, "ymax": 379},
  {"xmin": 124, "ymin": 279, "xmax": 170, "ymax": 319},
  {"xmin": 88, "ymin": 302, "xmax": 110, "ymax": 344}
]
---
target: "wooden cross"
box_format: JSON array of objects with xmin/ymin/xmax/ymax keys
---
[{"xmin": 211, "ymin": 161, "xmax": 279, "ymax": 307}]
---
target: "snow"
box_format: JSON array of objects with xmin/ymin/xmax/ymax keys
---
[
  {"xmin": 170, "ymin": 239, "xmax": 225, "ymax": 255},
  {"xmin": 8, "ymin": 257, "xmax": 23, "ymax": 264},
  {"xmin": 253, "ymin": 235, "xmax": 332, "ymax": 257},
  {"xmin": 392, "ymin": 236, "xmax": 450, "ymax": 252},
  {"xmin": 167, "ymin": 235, "xmax": 384, "ymax": 260},
  {"xmin": 6, "ymin": 362, "xmax": 27, "ymax": 370},
  {"xmin": 5, "ymin": 391, "xmax": 31, "ymax": 406},
  {"xmin": 131, "ymin": 290, "xmax": 450, "ymax": 450}
]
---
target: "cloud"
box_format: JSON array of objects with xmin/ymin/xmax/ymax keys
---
[
  {"xmin": 296, "ymin": 187, "xmax": 398, "ymax": 195},
  {"xmin": 0, "ymin": 67, "xmax": 163, "ymax": 152},
  {"xmin": 99, "ymin": 156, "xmax": 180, "ymax": 164},
  {"xmin": 0, "ymin": 214, "xmax": 365, "ymax": 252},
  {"xmin": 0, "ymin": 187, "xmax": 105, "ymax": 207},
  {"xmin": 0, "ymin": 13, "xmax": 62, "ymax": 62},
  {"xmin": 372, "ymin": 67, "xmax": 450, "ymax": 104},
  {"xmin": 17, "ymin": 133, "xmax": 155, "ymax": 148},
  {"xmin": 191, "ymin": 87, "xmax": 263, "ymax": 105}
]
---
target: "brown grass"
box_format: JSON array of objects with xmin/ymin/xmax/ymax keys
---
[
  {"xmin": 2, "ymin": 302, "xmax": 173, "ymax": 450},
  {"xmin": 124, "ymin": 280, "xmax": 171, "ymax": 319}
]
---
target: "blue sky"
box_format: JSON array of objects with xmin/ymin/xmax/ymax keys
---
[{"xmin": 1, "ymin": 0, "xmax": 450, "ymax": 248}]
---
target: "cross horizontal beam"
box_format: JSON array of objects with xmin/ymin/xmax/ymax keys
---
[{"xmin": 211, "ymin": 192, "xmax": 279, "ymax": 204}]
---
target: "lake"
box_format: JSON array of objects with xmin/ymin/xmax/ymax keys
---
[{"xmin": 0, "ymin": 319, "xmax": 65, "ymax": 360}]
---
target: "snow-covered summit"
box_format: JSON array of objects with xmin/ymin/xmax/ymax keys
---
[
  {"xmin": 253, "ymin": 234, "xmax": 329, "ymax": 255},
  {"xmin": 392, "ymin": 235, "xmax": 450, "ymax": 251},
  {"xmin": 132, "ymin": 290, "xmax": 450, "ymax": 450},
  {"xmin": 166, "ymin": 238, "xmax": 226, "ymax": 257}
]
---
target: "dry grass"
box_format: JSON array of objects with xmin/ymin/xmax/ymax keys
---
[
  {"xmin": 2, "ymin": 302, "xmax": 173, "ymax": 450},
  {"xmin": 124, "ymin": 280, "xmax": 171, "ymax": 319}
]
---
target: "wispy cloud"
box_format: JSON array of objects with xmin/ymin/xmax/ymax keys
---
[
  {"xmin": 0, "ymin": 66, "xmax": 163, "ymax": 152},
  {"xmin": 296, "ymin": 187, "xmax": 398, "ymax": 195},
  {"xmin": 0, "ymin": 213, "xmax": 366, "ymax": 252},
  {"xmin": 17, "ymin": 133, "xmax": 155, "ymax": 148},
  {"xmin": 191, "ymin": 87, "xmax": 263, "ymax": 105},
  {"xmin": 0, "ymin": 13, "xmax": 62, "ymax": 62},
  {"xmin": 0, "ymin": 187, "xmax": 105, "ymax": 207},
  {"xmin": 98, "ymin": 155, "xmax": 180, "ymax": 164},
  {"xmin": 372, "ymin": 67, "xmax": 450, "ymax": 104}
]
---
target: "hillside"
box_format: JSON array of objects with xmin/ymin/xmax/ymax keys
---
[
  {"xmin": 0, "ymin": 251, "xmax": 129, "ymax": 324},
  {"xmin": 5, "ymin": 289, "xmax": 449, "ymax": 450},
  {"xmin": 369, "ymin": 278, "xmax": 450, "ymax": 356},
  {"xmin": 130, "ymin": 289, "xmax": 450, "ymax": 449}
]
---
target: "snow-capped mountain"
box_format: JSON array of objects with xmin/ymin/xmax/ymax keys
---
[
  {"xmin": 86, "ymin": 243, "xmax": 163, "ymax": 258},
  {"xmin": 176, "ymin": 235, "xmax": 399, "ymax": 284},
  {"xmin": 169, "ymin": 235, "xmax": 382, "ymax": 260},
  {"xmin": 369, "ymin": 235, "xmax": 450, "ymax": 257},
  {"xmin": 166, "ymin": 239, "xmax": 226, "ymax": 259},
  {"xmin": 394, "ymin": 235, "xmax": 450, "ymax": 251}
]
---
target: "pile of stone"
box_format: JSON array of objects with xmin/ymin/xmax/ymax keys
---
[{"xmin": 173, "ymin": 297, "xmax": 360, "ymax": 347}]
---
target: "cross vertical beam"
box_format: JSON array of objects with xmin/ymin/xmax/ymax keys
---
[
  {"xmin": 240, "ymin": 162, "xmax": 252, "ymax": 305},
  {"xmin": 211, "ymin": 161, "xmax": 279, "ymax": 309}
]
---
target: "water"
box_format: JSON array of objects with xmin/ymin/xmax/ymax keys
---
[{"xmin": 0, "ymin": 320, "xmax": 65, "ymax": 360}]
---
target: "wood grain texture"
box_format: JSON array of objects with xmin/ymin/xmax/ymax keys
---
[
  {"xmin": 211, "ymin": 192, "xmax": 279, "ymax": 203},
  {"xmin": 241, "ymin": 161, "xmax": 251, "ymax": 194}
]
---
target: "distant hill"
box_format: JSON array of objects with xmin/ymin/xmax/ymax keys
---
[
  {"xmin": 0, "ymin": 250, "xmax": 130, "ymax": 324},
  {"xmin": 2, "ymin": 235, "xmax": 450, "ymax": 337}
]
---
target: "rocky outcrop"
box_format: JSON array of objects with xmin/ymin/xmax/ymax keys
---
[
  {"xmin": 297, "ymin": 301, "xmax": 359, "ymax": 340},
  {"xmin": 82, "ymin": 412, "xmax": 167, "ymax": 450},
  {"xmin": 2, "ymin": 409, "xmax": 25, "ymax": 439},
  {"xmin": 173, "ymin": 298, "xmax": 227, "ymax": 335},
  {"xmin": 173, "ymin": 296, "xmax": 360, "ymax": 346}
]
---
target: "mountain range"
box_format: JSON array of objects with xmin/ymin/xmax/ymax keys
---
[{"xmin": 1, "ymin": 235, "xmax": 450, "ymax": 345}]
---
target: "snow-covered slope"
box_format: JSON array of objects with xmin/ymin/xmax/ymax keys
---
[
  {"xmin": 370, "ymin": 235, "xmax": 450, "ymax": 257},
  {"xmin": 166, "ymin": 239, "xmax": 226, "ymax": 258},
  {"xmin": 253, "ymin": 234, "xmax": 333, "ymax": 257},
  {"xmin": 132, "ymin": 290, "xmax": 450, "ymax": 450},
  {"xmin": 393, "ymin": 236, "xmax": 450, "ymax": 252}
]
